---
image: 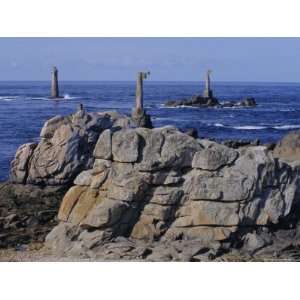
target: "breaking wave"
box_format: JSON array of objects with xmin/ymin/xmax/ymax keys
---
[
  {"xmin": 214, "ymin": 123, "xmax": 300, "ymax": 130},
  {"xmin": 0, "ymin": 96, "xmax": 17, "ymax": 101}
]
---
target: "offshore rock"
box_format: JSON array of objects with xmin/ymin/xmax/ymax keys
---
[
  {"xmin": 165, "ymin": 95, "xmax": 219, "ymax": 107},
  {"xmin": 165, "ymin": 96, "xmax": 256, "ymax": 108}
]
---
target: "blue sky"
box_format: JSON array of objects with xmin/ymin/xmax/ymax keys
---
[{"xmin": 0, "ymin": 38, "xmax": 300, "ymax": 82}]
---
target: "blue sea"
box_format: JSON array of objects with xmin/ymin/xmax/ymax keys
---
[{"xmin": 1, "ymin": 81, "xmax": 300, "ymax": 181}]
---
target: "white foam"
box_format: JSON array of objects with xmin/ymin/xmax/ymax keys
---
[
  {"xmin": 0, "ymin": 96, "xmax": 17, "ymax": 101},
  {"xmin": 233, "ymin": 125, "xmax": 266, "ymax": 130},
  {"xmin": 273, "ymin": 125, "xmax": 300, "ymax": 130},
  {"xmin": 214, "ymin": 123, "xmax": 225, "ymax": 127},
  {"xmin": 63, "ymin": 94, "xmax": 78, "ymax": 99}
]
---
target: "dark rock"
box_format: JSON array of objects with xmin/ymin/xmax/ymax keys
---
[
  {"xmin": 165, "ymin": 95, "xmax": 219, "ymax": 108},
  {"xmin": 0, "ymin": 182, "xmax": 67, "ymax": 249},
  {"xmin": 131, "ymin": 108, "xmax": 153, "ymax": 128},
  {"xmin": 165, "ymin": 96, "xmax": 256, "ymax": 109},
  {"xmin": 184, "ymin": 128, "xmax": 198, "ymax": 138}
]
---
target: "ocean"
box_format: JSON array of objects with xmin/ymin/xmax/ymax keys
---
[{"xmin": 1, "ymin": 80, "xmax": 300, "ymax": 181}]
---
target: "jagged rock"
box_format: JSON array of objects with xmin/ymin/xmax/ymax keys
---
[
  {"xmin": 5, "ymin": 110, "xmax": 300, "ymax": 260},
  {"xmin": 44, "ymin": 121, "xmax": 300, "ymax": 259},
  {"xmin": 93, "ymin": 129, "xmax": 112, "ymax": 160},
  {"xmin": 112, "ymin": 129, "xmax": 140, "ymax": 163},
  {"xmin": 242, "ymin": 232, "xmax": 273, "ymax": 255},
  {"xmin": 165, "ymin": 95, "xmax": 219, "ymax": 108},
  {"xmin": 192, "ymin": 142, "xmax": 238, "ymax": 170},
  {"xmin": 222, "ymin": 97, "xmax": 256, "ymax": 108},
  {"xmin": 10, "ymin": 111, "xmax": 130, "ymax": 186},
  {"xmin": 165, "ymin": 96, "xmax": 256, "ymax": 108},
  {"xmin": 10, "ymin": 143, "xmax": 37, "ymax": 183},
  {"xmin": 274, "ymin": 130, "xmax": 300, "ymax": 161},
  {"xmin": 131, "ymin": 108, "xmax": 153, "ymax": 128},
  {"xmin": 74, "ymin": 170, "xmax": 93, "ymax": 186}
]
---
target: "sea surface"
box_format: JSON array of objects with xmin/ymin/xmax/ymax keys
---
[{"xmin": 1, "ymin": 80, "xmax": 300, "ymax": 181}]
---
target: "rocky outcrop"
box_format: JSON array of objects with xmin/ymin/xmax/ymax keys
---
[
  {"xmin": 45, "ymin": 124, "xmax": 300, "ymax": 259},
  {"xmin": 10, "ymin": 110, "xmax": 131, "ymax": 186},
  {"xmin": 274, "ymin": 130, "xmax": 300, "ymax": 162},
  {"xmin": 221, "ymin": 97, "xmax": 257, "ymax": 108},
  {"xmin": 165, "ymin": 95, "xmax": 219, "ymax": 107},
  {"xmin": 4, "ymin": 109, "xmax": 300, "ymax": 260},
  {"xmin": 165, "ymin": 96, "xmax": 256, "ymax": 108}
]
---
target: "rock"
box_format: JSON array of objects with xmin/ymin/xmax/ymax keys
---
[
  {"xmin": 74, "ymin": 170, "xmax": 93, "ymax": 186},
  {"xmin": 6, "ymin": 111, "xmax": 300, "ymax": 261},
  {"xmin": 10, "ymin": 110, "xmax": 130, "ymax": 186},
  {"xmin": 131, "ymin": 108, "xmax": 153, "ymax": 128},
  {"xmin": 10, "ymin": 143, "xmax": 37, "ymax": 183},
  {"xmin": 0, "ymin": 183, "xmax": 67, "ymax": 249},
  {"xmin": 237, "ymin": 97, "xmax": 256, "ymax": 107},
  {"xmin": 165, "ymin": 95, "xmax": 219, "ymax": 108},
  {"xmin": 274, "ymin": 130, "xmax": 300, "ymax": 161},
  {"xmin": 165, "ymin": 96, "xmax": 256, "ymax": 108},
  {"xmin": 192, "ymin": 142, "xmax": 238, "ymax": 170},
  {"xmin": 93, "ymin": 129, "xmax": 112, "ymax": 160},
  {"xmin": 242, "ymin": 232, "xmax": 273, "ymax": 255},
  {"xmin": 184, "ymin": 128, "xmax": 198, "ymax": 138},
  {"xmin": 40, "ymin": 115, "xmax": 68, "ymax": 139},
  {"xmin": 112, "ymin": 129, "xmax": 140, "ymax": 163}
]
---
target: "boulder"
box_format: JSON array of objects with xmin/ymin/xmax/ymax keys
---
[
  {"xmin": 274, "ymin": 130, "xmax": 300, "ymax": 161},
  {"xmin": 112, "ymin": 129, "xmax": 140, "ymax": 163},
  {"xmin": 192, "ymin": 141, "xmax": 238, "ymax": 170},
  {"xmin": 10, "ymin": 110, "xmax": 130, "ymax": 186}
]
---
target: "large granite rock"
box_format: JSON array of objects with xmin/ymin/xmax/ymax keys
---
[
  {"xmin": 45, "ymin": 124, "xmax": 300, "ymax": 258},
  {"xmin": 10, "ymin": 110, "xmax": 130, "ymax": 186},
  {"xmin": 274, "ymin": 130, "xmax": 300, "ymax": 162}
]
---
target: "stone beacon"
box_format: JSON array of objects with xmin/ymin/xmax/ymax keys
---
[
  {"xmin": 50, "ymin": 66, "xmax": 60, "ymax": 98},
  {"xmin": 131, "ymin": 71, "xmax": 152, "ymax": 128},
  {"xmin": 203, "ymin": 69, "xmax": 213, "ymax": 98}
]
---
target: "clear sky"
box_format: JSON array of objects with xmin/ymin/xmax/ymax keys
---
[{"xmin": 0, "ymin": 38, "xmax": 300, "ymax": 82}]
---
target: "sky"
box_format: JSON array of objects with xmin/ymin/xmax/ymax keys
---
[{"xmin": 0, "ymin": 38, "xmax": 300, "ymax": 82}]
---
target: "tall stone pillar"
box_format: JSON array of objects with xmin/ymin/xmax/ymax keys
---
[
  {"xmin": 203, "ymin": 70, "xmax": 213, "ymax": 98},
  {"xmin": 51, "ymin": 66, "xmax": 59, "ymax": 98},
  {"xmin": 131, "ymin": 71, "xmax": 152, "ymax": 128},
  {"xmin": 135, "ymin": 72, "xmax": 144, "ymax": 111}
]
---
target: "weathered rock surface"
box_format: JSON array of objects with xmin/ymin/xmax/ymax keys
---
[
  {"xmin": 274, "ymin": 130, "xmax": 300, "ymax": 162},
  {"xmin": 10, "ymin": 110, "xmax": 130, "ymax": 186},
  {"xmin": 44, "ymin": 123, "xmax": 300, "ymax": 259},
  {"xmin": 4, "ymin": 109, "xmax": 300, "ymax": 261}
]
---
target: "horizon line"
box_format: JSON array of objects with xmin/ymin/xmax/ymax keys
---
[{"xmin": 0, "ymin": 79, "xmax": 300, "ymax": 84}]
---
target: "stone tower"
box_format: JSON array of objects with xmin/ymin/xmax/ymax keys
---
[
  {"xmin": 51, "ymin": 66, "xmax": 59, "ymax": 98},
  {"xmin": 131, "ymin": 71, "xmax": 152, "ymax": 128},
  {"xmin": 203, "ymin": 70, "xmax": 213, "ymax": 98}
]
